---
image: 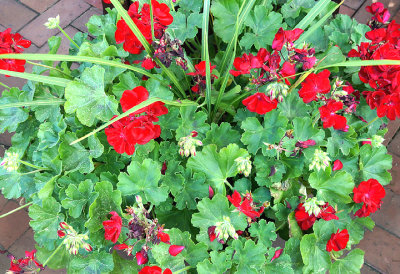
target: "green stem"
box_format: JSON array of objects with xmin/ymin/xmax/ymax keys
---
[
  {"xmin": 0, "ymin": 81, "xmax": 10, "ymax": 90},
  {"xmin": 0, "ymin": 202, "xmax": 32, "ymax": 219},
  {"xmin": 42, "ymin": 241, "xmax": 64, "ymax": 267},
  {"xmin": 19, "ymin": 159, "xmax": 49, "ymax": 171},
  {"xmin": 312, "ymin": 113, "xmax": 320, "ymax": 126},
  {"xmin": 360, "ymin": 116, "xmax": 379, "ymax": 130},
  {"xmin": 169, "ymin": 0, "xmax": 175, "ymax": 12},
  {"xmin": 26, "ymin": 61, "xmax": 72, "ymax": 78},
  {"xmin": 57, "ymin": 26, "xmax": 79, "ymax": 49},
  {"xmin": 149, "ymin": 1, "xmax": 155, "ymax": 41},
  {"xmin": 224, "ymin": 180, "xmax": 233, "ymax": 190},
  {"xmin": 174, "ymin": 266, "xmax": 192, "ymax": 274},
  {"xmin": 275, "ymin": 222, "xmax": 286, "ymax": 232},
  {"xmin": 21, "ymin": 169, "xmax": 43, "ymax": 176}
]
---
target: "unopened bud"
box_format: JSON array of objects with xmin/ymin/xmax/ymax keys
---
[
  {"xmin": 371, "ymin": 135, "xmax": 384, "ymax": 148},
  {"xmin": 215, "ymin": 216, "xmax": 238, "ymax": 241},
  {"xmin": 309, "ymin": 149, "xmax": 331, "ymax": 171},
  {"xmin": 1, "ymin": 151, "xmax": 20, "ymax": 172},
  {"xmin": 178, "ymin": 133, "xmax": 203, "ymax": 157},
  {"xmin": 235, "ymin": 156, "xmax": 252, "ymax": 177},
  {"xmin": 44, "ymin": 15, "xmax": 60, "ymax": 29},
  {"xmin": 303, "ymin": 197, "xmax": 325, "ymax": 216}
]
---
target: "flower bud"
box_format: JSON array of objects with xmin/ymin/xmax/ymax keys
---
[
  {"xmin": 303, "ymin": 197, "xmax": 325, "ymax": 216},
  {"xmin": 178, "ymin": 133, "xmax": 203, "ymax": 157},
  {"xmin": 214, "ymin": 216, "xmax": 238, "ymax": 241},
  {"xmin": 57, "ymin": 230, "xmax": 66, "ymax": 238},
  {"xmin": 235, "ymin": 156, "xmax": 252, "ymax": 177},
  {"xmin": 44, "ymin": 15, "xmax": 60, "ymax": 29},
  {"xmin": 1, "ymin": 151, "xmax": 20, "ymax": 172},
  {"xmin": 371, "ymin": 135, "xmax": 384, "ymax": 147},
  {"xmin": 309, "ymin": 149, "xmax": 331, "ymax": 171}
]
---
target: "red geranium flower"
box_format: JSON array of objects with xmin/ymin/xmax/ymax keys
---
[
  {"xmin": 168, "ymin": 245, "xmax": 185, "ymax": 256},
  {"xmin": 230, "ymin": 53, "xmax": 259, "ymax": 76},
  {"xmin": 326, "ymin": 229, "xmax": 349, "ymax": 252},
  {"xmin": 366, "ymin": 2, "xmax": 390, "ymax": 23},
  {"xmin": 139, "ymin": 266, "xmax": 172, "ymax": 274},
  {"xmin": 298, "ymin": 69, "xmax": 331, "ymax": 103},
  {"xmin": 187, "ymin": 61, "xmax": 218, "ymax": 93},
  {"xmin": 227, "ymin": 190, "xmax": 264, "ymax": 220},
  {"xmin": 102, "ymin": 211, "xmax": 122, "ymax": 243},
  {"xmin": 114, "ymin": 243, "xmax": 134, "ymax": 256},
  {"xmin": 242, "ymin": 92, "xmax": 278, "ymax": 115},
  {"xmin": 136, "ymin": 249, "xmax": 149, "ymax": 265},
  {"xmin": 319, "ymin": 100, "xmax": 348, "ymax": 130},
  {"xmin": 187, "ymin": 60, "xmax": 216, "ymax": 78},
  {"xmin": 353, "ymin": 179, "xmax": 386, "ymax": 217},
  {"xmin": 104, "ymin": 116, "xmax": 137, "ymax": 155},
  {"xmin": 295, "ymin": 139, "xmax": 316, "ymax": 149},
  {"xmin": 272, "ymin": 27, "xmax": 304, "ymax": 51},
  {"xmin": 150, "ymin": 0, "xmax": 174, "ymax": 26},
  {"xmin": 332, "ymin": 159, "xmax": 343, "ymax": 171},
  {"xmin": 294, "ymin": 203, "xmax": 317, "ymax": 230},
  {"xmin": 126, "ymin": 115, "xmax": 161, "ymax": 145},
  {"xmin": 318, "ymin": 203, "xmax": 339, "ymax": 221}
]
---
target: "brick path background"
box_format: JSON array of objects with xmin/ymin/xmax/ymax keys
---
[{"xmin": 0, "ymin": 0, "xmax": 399, "ymax": 273}]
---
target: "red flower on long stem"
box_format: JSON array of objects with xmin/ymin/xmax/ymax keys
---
[
  {"xmin": 102, "ymin": 211, "xmax": 122, "ymax": 243},
  {"xmin": 326, "ymin": 229, "xmax": 349, "ymax": 252},
  {"xmin": 353, "ymin": 179, "xmax": 386, "ymax": 217}
]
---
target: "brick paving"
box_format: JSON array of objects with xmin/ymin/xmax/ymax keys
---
[{"xmin": 0, "ymin": 0, "xmax": 399, "ymax": 273}]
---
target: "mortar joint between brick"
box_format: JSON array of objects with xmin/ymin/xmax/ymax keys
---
[{"xmin": 364, "ymin": 261, "xmax": 384, "ymax": 274}]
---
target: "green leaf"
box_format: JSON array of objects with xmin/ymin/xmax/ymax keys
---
[
  {"xmin": 293, "ymin": 117, "xmax": 324, "ymax": 143},
  {"xmin": 211, "ymin": 0, "xmax": 241, "ymax": 42},
  {"xmin": 278, "ymin": 91, "xmax": 311, "ymax": 120},
  {"xmin": 284, "ymin": 238, "xmax": 304, "ymax": 272},
  {"xmin": 61, "ymin": 179, "xmax": 99, "ymax": 218},
  {"xmin": 187, "ymin": 144, "xmax": 249, "ymax": 193},
  {"xmin": 151, "ymin": 228, "xmax": 208, "ymax": 271},
  {"xmin": 167, "ymin": 11, "xmax": 202, "ymax": 42},
  {"xmin": 192, "ymin": 194, "xmax": 247, "ymax": 248},
  {"xmin": 145, "ymin": 75, "xmax": 174, "ymax": 101},
  {"xmin": 158, "ymin": 107, "xmax": 180, "ymax": 139},
  {"xmin": 85, "ymin": 181, "xmax": 122, "ymax": 242},
  {"xmin": 179, "ymin": 0, "xmax": 203, "ymax": 13},
  {"xmin": 29, "ymin": 197, "xmax": 64, "ymax": 250},
  {"xmin": 64, "ymin": 65, "xmax": 118, "ymax": 126},
  {"xmin": 36, "ymin": 245, "xmax": 69, "ymax": 270},
  {"xmin": 0, "ymin": 87, "xmax": 30, "ymax": 133},
  {"xmin": 254, "ymin": 156, "xmax": 286, "ymax": 187},
  {"xmin": 327, "ymin": 127, "xmax": 357, "ymax": 156},
  {"xmin": 300, "ymin": 234, "xmax": 330, "ymax": 274},
  {"xmin": 249, "ymin": 219, "xmax": 277, "ymax": 248},
  {"xmin": 359, "ymin": 145, "xmax": 392, "ymax": 185},
  {"xmin": 111, "ymin": 251, "xmax": 140, "ymax": 273},
  {"xmin": 174, "ymin": 170, "xmax": 208, "ymax": 210},
  {"xmin": 203, "ymin": 122, "xmax": 241, "ymax": 149},
  {"xmin": 176, "ymin": 105, "xmax": 210, "ymax": 139},
  {"xmin": 330, "ymin": 249, "xmax": 364, "ymax": 274},
  {"xmin": 0, "ymin": 168, "xmax": 23, "ymax": 199},
  {"xmin": 316, "ymin": 46, "xmax": 346, "ymax": 68},
  {"xmin": 288, "ymin": 212, "xmax": 303, "ymax": 239},
  {"xmin": 309, "ymin": 169, "xmax": 354, "ymax": 205},
  {"xmin": 230, "ymin": 239, "xmax": 266, "ymax": 273},
  {"xmin": 69, "ymin": 251, "xmax": 114, "ymax": 274},
  {"xmin": 59, "ymin": 132, "xmax": 101, "ymax": 174},
  {"xmin": 241, "ymin": 110, "xmax": 288, "ymax": 155},
  {"xmin": 112, "ymin": 71, "xmax": 140, "ymax": 99},
  {"xmin": 117, "ymin": 159, "xmax": 168, "ymax": 205},
  {"xmin": 197, "ymin": 250, "xmax": 232, "ymax": 273},
  {"xmin": 240, "ymin": 8, "xmax": 283, "ymax": 49}
]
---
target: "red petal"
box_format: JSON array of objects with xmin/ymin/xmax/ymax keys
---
[{"xmin": 168, "ymin": 245, "xmax": 185, "ymax": 256}]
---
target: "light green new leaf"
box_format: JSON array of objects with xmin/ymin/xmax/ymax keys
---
[
  {"xmin": 330, "ymin": 249, "xmax": 364, "ymax": 274},
  {"xmin": 240, "ymin": 7, "xmax": 283, "ymax": 49},
  {"xmin": 359, "ymin": 145, "xmax": 392, "ymax": 185},
  {"xmin": 85, "ymin": 181, "xmax": 122, "ymax": 237},
  {"xmin": 29, "ymin": 197, "xmax": 65, "ymax": 250},
  {"xmin": 300, "ymin": 234, "xmax": 331, "ymax": 274},
  {"xmin": 61, "ymin": 180, "xmax": 99, "ymax": 218},
  {"xmin": 69, "ymin": 251, "xmax": 114, "ymax": 274},
  {"xmin": 64, "ymin": 65, "xmax": 118, "ymax": 126},
  {"xmin": 117, "ymin": 159, "xmax": 168, "ymax": 205},
  {"xmin": 187, "ymin": 144, "xmax": 249, "ymax": 193},
  {"xmin": 151, "ymin": 228, "xmax": 208, "ymax": 271},
  {"xmin": 167, "ymin": 11, "xmax": 202, "ymax": 42},
  {"xmin": 249, "ymin": 219, "xmax": 277, "ymax": 248},
  {"xmin": 241, "ymin": 110, "xmax": 288, "ymax": 155},
  {"xmin": 176, "ymin": 105, "xmax": 210, "ymax": 139},
  {"xmin": 309, "ymin": 169, "xmax": 354, "ymax": 205},
  {"xmin": 230, "ymin": 239, "xmax": 267, "ymax": 273}
]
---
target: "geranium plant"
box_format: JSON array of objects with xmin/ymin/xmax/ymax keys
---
[{"xmin": 0, "ymin": 0, "xmax": 399, "ymax": 273}]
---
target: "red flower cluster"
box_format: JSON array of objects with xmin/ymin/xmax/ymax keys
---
[
  {"xmin": 272, "ymin": 27, "xmax": 304, "ymax": 51},
  {"xmin": 187, "ymin": 61, "xmax": 218, "ymax": 93},
  {"xmin": 227, "ymin": 190, "xmax": 264, "ymax": 220},
  {"xmin": 319, "ymin": 100, "xmax": 348, "ymax": 131},
  {"xmin": 294, "ymin": 202, "xmax": 338, "ymax": 230},
  {"xmin": 326, "ymin": 229, "xmax": 349, "ymax": 252},
  {"xmin": 105, "ymin": 86, "xmax": 168, "ymax": 155},
  {"xmin": 353, "ymin": 178, "xmax": 386, "ymax": 217},
  {"xmin": 298, "ymin": 70, "xmax": 331, "ymax": 103},
  {"xmin": 366, "ymin": 2, "xmax": 390, "ymax": 24},
  {"xmin": 242, "ymin": 92, "xmax": 278, "ymax": 115},
  {"xmin": 348, "ymin": 6, "xmax": 400, "ymax": 120},
  {"xmin": 0, "ymin": 28, "xmax": 31, "ymax": 76},
  {"xmin": 115, "ymin": 1, "xmax": 173, "ymax": 54},
  {"xmin": 8, "ymin": 249, "xmax": 44, "ymax": 273},
  {"xmin": 103, "ymin": 211, "xmax": 122, "ymax": 243},
  {"xmin": 139, "ymin": 266, "xmax": 172, "ymax": 274}
]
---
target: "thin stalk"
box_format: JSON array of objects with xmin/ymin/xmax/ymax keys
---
[
  {"xmin": 26, "ymin": 61, "xmax": 72, "ymax": 78},
  {"xmin": 0, "ymin": 202, "xmax": 33, "ymax": 219},
  {"xmin": 42, "ymin": 241, "xmax": 64, "ymax": 267},
  {"xmin": 0, "ymin": 99, "xmax": 65, "ymax": 110},
  {"xmin": 169, "ymin": 0, "xmax": 175, "ymax": 12},
  {"xmin": 202, "ymin": 0, "xmax": 212, "ymax": 115},
  {"xmin": 19, "ymin": 159, "xmax": 49, "ymax": 171},
  {"xmin": 0, "ymin": 69, "xmax": 70, "ymax": 87},
  {"xmin": 57, "ymin": 26, "xmax": 79, "ymax": 49},
  {"xmin": 21, "ymin": 169, "xmax": 43, "ymax": 176},
  {"xmin": 359, "ymin": 116, "xmax": 379, "ymax": 130},
  {"xmin": 174, "ymin": 266, "xmax": 192, "ymax": 274},
  {"xmin": 0, "ymin": 82, "xmax": 10, "ymax": 89},
  {"xmin": 149, "ymin": 1, "xmax": 155, "ymax": 41}
]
